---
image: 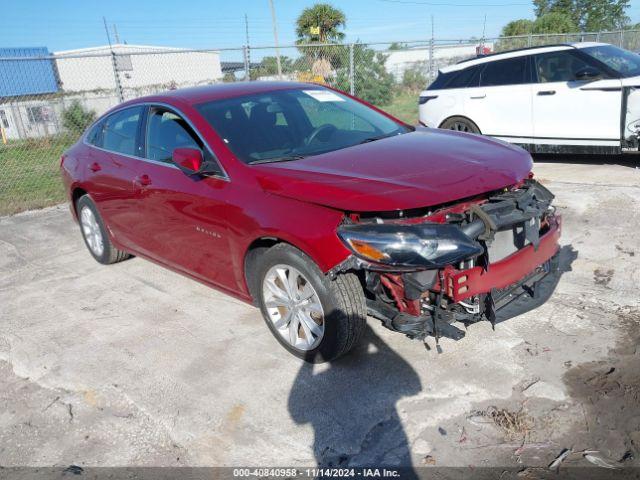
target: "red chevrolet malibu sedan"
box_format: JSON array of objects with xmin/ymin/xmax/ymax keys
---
[{"xmin": 60, "ymin": 82, "xmax": 561, "ymax": 362}]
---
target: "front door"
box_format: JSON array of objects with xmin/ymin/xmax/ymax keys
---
[
  {"xmin": 532, "ymin": 50, "xmax": 622, "ymax": 144},
  {"xmin": 130, "ymin": 105, "xmax": 234, "ymax": 288}
]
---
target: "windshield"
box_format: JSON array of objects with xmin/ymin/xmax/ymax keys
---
[
  {"xmin": 196, "ymin": 87, "xmax": 410, "ymax": 164},
  {"xmin": 582, "ymin": 44, "xmax": 640, "ymax": 77}
]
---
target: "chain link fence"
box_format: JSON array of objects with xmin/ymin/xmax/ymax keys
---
[{"xmin": 1, "ymin": 29, "xmax": 638, "ymax": 215}]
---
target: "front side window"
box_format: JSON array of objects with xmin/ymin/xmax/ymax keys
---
[
  {"xmin": 101, "ymin": 107, "xmax": 143, "ymax": 156},
  {"xmin": 196, "ymin": 88, "xmax": 410, "ymax": 164},
  {"xmin": 146, "ymin": 108, "xmax": 202, "ymax": 163},
  {"xmin": 479, "ymin": 56, "xmax": 528, "ymax": 87},
  {"xmin": 581, "ymin": 44, "xmax": 640, "ymax": 78},
  {"xmin": 534, "ymin": 51, "xmax": 598, "ymax": 83}
]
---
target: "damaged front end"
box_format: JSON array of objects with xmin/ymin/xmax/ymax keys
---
[{"xmin": 331, "ymin": 178, "xmax": 562, "ymax": 346}]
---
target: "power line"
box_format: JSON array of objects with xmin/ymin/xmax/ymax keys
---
[{"xmin": 376, "ymin": 0, "xmax": 529, "ymax": 5}]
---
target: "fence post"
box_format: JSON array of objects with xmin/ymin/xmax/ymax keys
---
[
  {"xmin": 243, "ymin": 46, "xmax": 250, "ymax": 81},
  {"xmin": 429, "ymin": 38, "xmax": 435, "ymax": 81},
  {"xmin": 349, "ymin": 43, "xmax": 355, "ymax": 95},
  {"xmin": 110, "ymin": 51, "xmax": 124, "ymax": 103},
  {"xmin": 528, "ymin": 34, "xmax": 532, "ymax": 47},
  {"xmin": 620, "ymin": 29, "xmax": 624, "ymax": 48}
]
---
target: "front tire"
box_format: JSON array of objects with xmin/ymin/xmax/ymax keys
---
[
  {"xmin": 255, "ymin": 244, "xmax": 366, "ymax": 363},
  {"xmin": 76, "ymin": 195, "xmax": 130, "ymax": 265}
]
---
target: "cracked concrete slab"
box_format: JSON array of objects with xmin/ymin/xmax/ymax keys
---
[{"xmin": 0, "ymin": 160, "xmax": 639, "ymax": 468}]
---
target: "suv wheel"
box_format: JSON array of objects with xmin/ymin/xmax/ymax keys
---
[
  {"xmin": 76, "ymin": 195, "xmax": 130, "ymax": 265},
  {"xmin": 441, "ymin": 116, "xmax": 481, "ymax": 134},
  {"xmin": 256, "ymin": 244, "xmax": 366, "ymax": 363}
]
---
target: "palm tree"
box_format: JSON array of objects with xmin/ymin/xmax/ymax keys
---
[{"xmin": 295, "ymin": 3, "xmax": 346, "ymax": 44}]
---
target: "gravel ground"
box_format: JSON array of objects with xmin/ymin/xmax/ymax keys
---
[{"xmin": 0, "ymin": 158, "xmax": 639, "ymax": 472}]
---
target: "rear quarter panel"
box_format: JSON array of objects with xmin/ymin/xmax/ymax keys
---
[{"xmin": 419, "ymin": 89, "xmax": 466, "ymax": 128}]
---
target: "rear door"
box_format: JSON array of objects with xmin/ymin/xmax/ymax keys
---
[
  {"xmin": 463, "ymin": 55, "xmax": 533, "ymax": 139},
  {"xmin": 531, "ymin": 50, "xmax": 622, "ymax": 143},
  {"xmin": 84, "ymin": 106, "xmax": 144, "ymax": 250},
  {"xmin": 130, "ymin": 105, "xmax": 234, "ymax": 287}
]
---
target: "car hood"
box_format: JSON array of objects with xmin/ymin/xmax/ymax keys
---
[{"xmin": 252, "ymin": 129, "xmax": 532, "ymax": 212}]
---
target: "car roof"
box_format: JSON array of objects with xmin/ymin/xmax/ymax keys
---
[
  {"xmin": 440, "ymin": 41, "xmax": 609, "ymax": 73},
  {"xmin": 127, "ymin": 81, "xmax": 323, "ymax": 106}
]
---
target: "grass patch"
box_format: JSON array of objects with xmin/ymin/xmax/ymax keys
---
[
  {"xmin": 0, "ymin": 135, "xmax": 76, "ymax": 215},
  {"xmin": 381, "ymin": 90, "xmax": 419, "ymax": 125}
]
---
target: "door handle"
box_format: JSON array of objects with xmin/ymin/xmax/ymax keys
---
[
  {"xmin": 134, "ymin": 174, "xmax": 152, "ymax": 187},
  {"xmin": 89, "ymin": 162, "xmax": 101, "ymax": 172},
  {"xmin": 537, "ymin": 90, "xmax": 556, "ymax": 96},
  {"xmin": 470, "ymin": 94, "xmax": 486, "ymax": 99}
]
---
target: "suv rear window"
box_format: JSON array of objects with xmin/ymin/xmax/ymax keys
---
[{"xmin": 479, "ymin": 56, "xmax": 529, "ymax": 87}]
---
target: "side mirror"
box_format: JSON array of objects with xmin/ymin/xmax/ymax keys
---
[
  {"xmin": 574, "ymin": 67, "xmax": 601, "ymax": 82},
  {"xmin": 172, "ymin": 148, "xmax": 203, "ymax": 174}
]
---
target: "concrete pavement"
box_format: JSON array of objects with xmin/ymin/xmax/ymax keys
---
[{"xmin": 1, "ymin": 160, "xmax": 639, "ymax": 468}]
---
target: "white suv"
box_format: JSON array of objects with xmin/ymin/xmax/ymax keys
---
[{"xmin": 418, "ymin": 43, "xmax": 640, "ymax": 154}]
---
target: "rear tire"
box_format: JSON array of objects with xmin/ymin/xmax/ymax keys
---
[
  {"xmin": 255, "ymin": 243, "xmax": 366, "ymax": 363},
  {"xmin": 76, "ymin": 195, "xmax": 130, "ymax": 265},
  {"xmin": 440, "ymin": 116, "xmax": 481, "ymax": 134}
]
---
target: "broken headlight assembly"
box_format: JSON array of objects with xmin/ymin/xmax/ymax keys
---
[{"xmin": 337, "ymin": 222, "xmax": 483, "ymax": 268}]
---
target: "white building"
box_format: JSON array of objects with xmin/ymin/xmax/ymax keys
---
[
  {"xmin": 54, "ymin": 44, "xmax": 223, "ymax": 96},
  {"xmin": 0, "ymin": 44, "xmax": 224, "ymax": 140},
  {"xmin": 385, "ymin": 43, "xmax": 494, "ymax": 81}
]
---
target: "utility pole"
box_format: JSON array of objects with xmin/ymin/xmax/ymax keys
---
[
  {"xmin": 268, "ymin": 0, "xmax": 283, "ymax": 79},
  {"xmin": 481, "ymin": 14, "xmax": 487, "ymax": 52},
  {"xmin": 244, "ymin": 13, "xmax": 251, "ymax": 80},
  {"xmin": 112, "ymin": 23, "xmax": 121, "ymax": 44},
  {"xmin": 103, "ymin": 17, "xmax": 124, "ymax": 103}
]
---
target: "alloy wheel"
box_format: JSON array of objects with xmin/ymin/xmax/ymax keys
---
[
  {"xmin": 262, "ymin": 264, "xmax": 325, "ymax": 351},
  {"xmin": 450, "ymin": 121, "xmax": 471, "ymax": 132},
  {"xmin": 80, "ymin": 206, "xmax": 104, "ymax": 257}
]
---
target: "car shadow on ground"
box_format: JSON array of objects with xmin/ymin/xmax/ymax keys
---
[
  {"xmin": 533, "ymin": 153, "xmax": 639, "ymax": 168},
  {"xmin": 286, "ymin": 246, "xmax": 577, "ymax": 473},
  {"xmin": 287, "ymin": 325, "xmax": 421, "ymax": 475}
]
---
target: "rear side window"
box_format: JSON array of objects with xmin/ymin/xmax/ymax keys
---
[
  {"xmin": 479, "ymin": 56, "xmax": 528, "ymax": 87},
  {"xmin": 146, "ymin": 108, "xmax": 202, "ymax": 163},
  {"xmin": 448, "ymin": 65, "xmax": 481, "ymax": 88},
  {"xmin": 86, "ymin": 121, "xmax": 104, "ymax": 147},
  {"xmin": 101, "ymin": 107, "xmax": 143, "ymax": 156},
  {"xmin": 427, "ymin": 71, "xmax": 454, "ymax": 90}
]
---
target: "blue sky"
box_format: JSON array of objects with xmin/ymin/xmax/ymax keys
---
[{"xmin": 3, "ymin": 0, "xmax": 640, "ymax": 53}]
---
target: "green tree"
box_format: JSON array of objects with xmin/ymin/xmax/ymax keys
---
[
  {"xmin": 389, "ymin": 42, "xmax": 409, "ymax": 50},
  {"xmin": 295, "ymin": 3, "xmax": 346, "ymax": 44},
  {"xmin": 62, "ymin": 100, "xmax": 96, "ymax": 135},
  {"xmin": 577, "ymin": 0, "xmax": 630, "ymax": 30},
  {"xmin": 532, "ymin": 11, "xmax": 577, "ymax": 33},
  {"xmin": 333, "ymin": 45, "xmax": 394, "ymax": 107},
  {"xmin": 401, "ymin": 63, "xmax": 428, "ymax": 93},
  {"xmin": 501, "ymin": 19, "xmax": 534, "ymax": 36},
  {"xmin": 251, "ymin": 56, "xmax": 295, "ymax": 79},
  {"xmin": 533, "ymin": 0, "xmax": 630, "ymax": 31}
]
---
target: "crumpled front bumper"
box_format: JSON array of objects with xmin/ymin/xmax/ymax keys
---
[{"xmin": 443, "ymin": 215, "xmax": 562, "ymax": 303}]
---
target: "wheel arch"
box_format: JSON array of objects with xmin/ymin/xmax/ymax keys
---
[
  {"xmin": 71, "ymin": 187, "xmax": 88, "ymax": 219},
  {"xmin": 243, "ymin": 236, "xmax": 314, "ymax": 305}
]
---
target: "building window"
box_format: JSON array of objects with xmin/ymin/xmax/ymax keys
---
[
  {"xmin": 116, "ymin": 54, "xmax": 133, "ymax": 71},
  {"xmin": 0, "ymin": 110, "xmax": 8, "ymax": 128},
  {"xmin": 27, "ymin": 106, "xmax": 46, "ymax": 124}
]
